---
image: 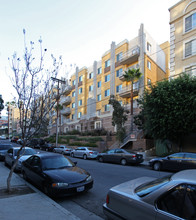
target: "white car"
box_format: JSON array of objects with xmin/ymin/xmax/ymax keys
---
[
  {"xmin": 70, "ymin": 147, "xmax": 98, "ymax": 160},
  {"xmin": 0, "ymin": 135, "xmax": 6, "ymax": 140},
  {"xmin": 53, "ymin": 145, "xmax": 72, "ymax": 155},
  {"xmin": 4, "ymin": 146, "xmax": 37, "ymax": 171}
]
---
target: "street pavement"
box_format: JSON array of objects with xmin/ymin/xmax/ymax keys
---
[{"xmin": 0, "ymin": 162, "xmax": 80, "ymax": 220}]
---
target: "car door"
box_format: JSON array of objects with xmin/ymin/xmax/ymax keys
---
[
  {"xmin": 28, "ymin": 156, "xmax": 44, "ymax": 187},
  {"xmin": 113, "ymin": 149, "xmax": 124, "ymax": 163},
  {"xmin": 78, "ymin": 147, "xmax": 86, "ymax": 157},
  {"xmin": 74, "ymin": 148, "xmax": 80, "ymax": 157},
  {"xmin": 163, "ymin": 153, "xmax": 185, "ymax": 171},
  {"xmin": 104, "ymin": 149, "xmax": 116, "ymax": 162}
]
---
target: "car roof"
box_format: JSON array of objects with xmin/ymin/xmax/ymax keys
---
[
  {"xmin": 171, "ymin": 169, "xmax": 196, "ymax": 182},
  {"xmin": 11, "ymin": 146, "xmax": 32, "ymax": 150},
  {"xmin": 33, "ymin": 152, "xmax": 64, "ymax": 159}
]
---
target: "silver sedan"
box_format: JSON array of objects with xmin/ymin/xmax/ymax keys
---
[
  {"xmin": 103, "ymin": 169, "xmax": 196, "ymax": 220},
  {"xmin": 70, "ymin": 147, "xmax": 98, "ymax": 160},
  {"xmin": 53, "ymin": 145, "xmax": 72, "ymax": 155}
]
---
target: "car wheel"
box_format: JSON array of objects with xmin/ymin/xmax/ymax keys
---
[
  {"xmin": 153, "ymin": 162, "xmax": 161, "ymax": 171},
  {"xmin": 98, "ymin": 157, "xmax": 104, "ymax": 163},
  {"xmin": 71, "ymin": 153, "xmax": 74, "ymax": 157},
  {"xmin": 83, "ymin": 154, "xmax": 87, "ymax": 160},
  {"xmin": 120, "ymin": 158, "xmax": 127, "ymax": 166},
  {"xmin": 43, "ymin": 184, "xmax": 52, "ymax": 197}
]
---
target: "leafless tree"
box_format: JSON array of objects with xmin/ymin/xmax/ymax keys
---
[{"xmin": 7, "ymin": 29, "xmax": 63, "ymax": 192}]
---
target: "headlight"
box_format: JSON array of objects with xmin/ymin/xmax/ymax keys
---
[
  {"xmin": 86, "ymin": 175, "xmax": 92, "ymax": 182},
  {"xmin": 52, "ymin": 183, "xmax": 69, "ymax": 188}
]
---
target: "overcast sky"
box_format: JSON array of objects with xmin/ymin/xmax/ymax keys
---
[{"xmin": 0, "ymin": 0, "xmax": 179, "ymax": 116}]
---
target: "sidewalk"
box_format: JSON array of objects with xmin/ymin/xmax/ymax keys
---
[{"xmin": 0, "ymin": 163, "xmax": 80, "ymax": 220}]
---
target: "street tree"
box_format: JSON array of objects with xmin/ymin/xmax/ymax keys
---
[
  {"xmin": 7, "ymin": 29, "xmax": 63, "ymax": 192},
  {"xmin": 135, "ymin": 74, "xmax": 196, "ymax": 149},
  {"xmin": 123, "ymin": 68, "xmax": 142, "ymax": 132},
  {"xmin": 109, "ymin": 95, "xmax": 127, "ymax": 142},
  {"xmin": 0, "ymin": 95, "xmax": 4, "ymax": 118}
]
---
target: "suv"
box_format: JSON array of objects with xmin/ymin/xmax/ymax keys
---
[
  {"xmin": 40, "ymin": 143, "xmax": 55, "ymax": 152},
  {"xmin": 70, "ymin": 147, "xmax": 98, "ymax": 160}
]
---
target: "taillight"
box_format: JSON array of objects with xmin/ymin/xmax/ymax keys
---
[
  {"xmin": 132, "ymin": 155, "xmax": 136, "ymax": 158},
  {"xmin": 106, "ymin": 194, "xmax": 109, "ymax": 204},
  {"xmin": 89, "ymin": 151, "xmax": 93, "ymax": 154}
]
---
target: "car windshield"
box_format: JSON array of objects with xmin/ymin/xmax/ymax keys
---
[
  {"xmin": 135, "ymin": 175, "xmax": 172, "ymax": 197},
  {"xmin": 15, "ymin": 148, "xmax": 36, "ymax": 156},
  {"xmin": 42, "ymin": 156, "xmax": 74, "ymax": 170},
  {"xmin": 0, "ymin": 145, "xmax": 12, "ymax": 150}
]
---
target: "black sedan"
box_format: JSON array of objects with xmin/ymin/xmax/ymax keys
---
[
  {"xmin": 97, "ymin": 148, "xmax": 143, "ymax": 165},
  {"xmin": 149, "ymin": 152, "xmax": 196, "ymax": 171},
  {"xmin": 21, "ymin": 153, "xmax": 93, "ymax": 197}
]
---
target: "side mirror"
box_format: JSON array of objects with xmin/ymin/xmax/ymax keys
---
[{"xmin": 74, "ymin": 161, "xmax": 77, "ymax": 166}]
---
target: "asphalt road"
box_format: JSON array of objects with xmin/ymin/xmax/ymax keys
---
[
  {"xmin": 54, "ymin": 156, "xmax": 171, "ymax": 219},
  {"xmin": 1, "ymin": 140, "xmax": 171, "ymax": 219}
]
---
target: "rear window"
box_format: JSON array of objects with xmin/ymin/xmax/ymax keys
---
[{"xmin": 135, "ymin": 175, "xmax": 172, "ymax": 197}]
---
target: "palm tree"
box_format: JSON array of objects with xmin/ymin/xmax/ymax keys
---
[{"xmin": 123, "ymin": 68, "xmax": 142, "ymax": 132}]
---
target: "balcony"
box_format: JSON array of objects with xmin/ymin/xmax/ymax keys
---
[
  {"xmin": 118, "ymin": 85, "xmax": 139, "ymax": 98},
  {"xmin": 63, "ymin": 85, "xmax": 72, "ymax": 96},
  {"xmin": 119, "ymin": 64, "xmax": 140, "ymax": 81},
  {"xmin": 61, "ymin": 107, "xmax": 71, "ymax": 116},
  {"xmin": 60, "ymin": 96, "xmax": 71, "ymax": 106},
  {"xmin": 119, "ymin": 46, "xmax": 140, "ymax": 65}
]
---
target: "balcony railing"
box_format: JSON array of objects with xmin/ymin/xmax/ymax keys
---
[
  {"xmin": 60, "ymin": 107, "xmax": 71, "ymax": 116},
  {"xmin": 63, "ymin": 85, "xmax": 72, "ymax": 96},
  {"xmin": 119, "ymin": 46, "xmax": 140, "ymax": 65},
  {"xmin": 60, "ymin": 96, "xmax": 71, "ymax": 106},
  {"xmin": 118, "ymin": 85, "xmax": 139, "ymax": 98}
]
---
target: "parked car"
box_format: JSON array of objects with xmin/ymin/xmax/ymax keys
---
[
  {"xmin": 53, "ymin": 145, "xmax": 72, "ymax": 155},
  {"xmin": 103, "ymin": 169, "xmax": 196, "ymax": 220},
  {"xmin": 70, "ymin": 147, "xmax": 98, "ymax": 160},
  {"xmin": 0, "ymin": 135, "xmax": 6, "ymax": 140},
  {"xmin": 40, "ymin": 143, "xmax": 55, "ymax": 152},
  {"xmin": 21, "ymin": 153, "xmax": 93, "ymax": 197},
  {"xmin": 149, "ymin": 152, "xmax": 196, "ymax": 171},
  {"xmin": 4, "ymin": 146, "xmax": 37, "ymax": 171},
  {"xmin": 11, "ymin": 136, "xmax": 19, "ymax": 143},
  {"xmin": 27, "ymin": 138, "xmax": 45, "ymax": 149},
  {"xmin": 97, "ymin": 148, "xmax": 143, "ymax": 165},
  {"xmin": 0, "ymin": 144, "xmax": 13, "ymax": 161}
]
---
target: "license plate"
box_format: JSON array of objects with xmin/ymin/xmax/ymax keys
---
[{"xmin": 77, "ymin": 186, "xmax": 85, "ymax": 192}]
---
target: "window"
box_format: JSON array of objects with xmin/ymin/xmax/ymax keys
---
[
  {"xmin": 105, "ymin": 74, "xmax": 110, "ymax": 82},
  {"xmin": 185, "ymin": 65, "xmax": 196, "ymax": 77},
  {"xmin": 89, "ymin": 72, "xmax": 93, "ymax": 79},
  {"xmin": 72, "ymin": 80, "xmax": 76, "ymax": 86},
  {"xmin": 95, "ymin": 121, "xmax": 101, "ymax": 129},
  {"xmin": 79, "ymin": 75, "xmax": 83, "ymax": 82},
  {"xmin": 72, "ymin": 102, "xmax": 75, "ymax": 108},
  {"xmin": 116, "ymin": 68, "xmax": 123, "ymax": 77},
  {"xmin": 185, "ymin": 13, "xmax": 196, "ymax": 32},
  {"xmin": 147, "ymin": 78, "xmax": 151, "ymax": 86},
  {"xmin": 98, "ymin": 67, "xmax": 102, "ymax": 74},
  {"xmin": 72, "ymin": 91, "xmax": 75, "ymax": 97},
  {"xmin": 79, "ymin": 88, "xmax": 82, "ymax": 94},
  {"xmin": 97, "ymin": 94, "xmax": 101, "ymax": 101},
  {"xmin": 147, "ymin": 61, "xmax": 151, "ymax": 70},
  {"xmin": 147, "ymin": 42, "xmax": 151, "ymax": 52},
  {"xmin": 116, "ymin": 52, "xmax": 123, "ymax": 62},
  {"xmin": 96, "ymin": 110, "xmax": 101, "ymax": 116},
  {"xmin": 89, "ymin": 85, "xmax": 93, "ymax": 92},
  {"xmin": 97, "ymin": 81, "xmax": 101, "ymax": 88},
  {"xmin": 116, "ymin": 84, "xmax": 122, "ymax": 93},
  {"xmin": 133, "ymin": 81, "xmax": 139, "ymax": 90},
  {"xmin": 78, "ymin": 112, "xmax": 82, "ymax": 119},
  {"xmin": 157, "ymin": 184, "xmax": 196, "ymax": 219},
  {"xmin": 71, "ymin": 114, "xmax": 74, "ymax": 120},
  {"xmin": 185, "ymin": 39, "xmax": 196, "ymax": 57},
  {"xmin": 78, "ymin": 100, "xmax": 82, "ymax": 106},
  {"xmin": 105, "ymin": 104, "xmax": 110, "ymax": 112},
  {"xmin": 105, "ymin": 59, "xmax": 110, "ymax": 68},
  {"xmin": 105, "ymin": 89, "xmax": 110, "ymax": 97}
]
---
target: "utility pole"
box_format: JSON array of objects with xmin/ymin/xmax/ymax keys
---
[
  {"xmin": 7, "ymin": 106, "xmax": 10, "ymax": 139},
  {"xmin": 51, "ymin": 77, "xmax": 66, "ymax": 147}
]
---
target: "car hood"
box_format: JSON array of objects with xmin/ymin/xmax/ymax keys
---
[
  {"xmin": 110, "ymin": 177, "xmax": 155, "ymax": 198},
  {"xmin": 43, "ymin": 166, "xmax": 90, "ymax": 183}
]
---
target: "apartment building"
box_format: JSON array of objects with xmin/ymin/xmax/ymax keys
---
[
  {"xmin": 169, "ymin": 0, "xmax": 196, "ymax": 78},
  {"xmin": 49, "ymin": 24, "xmax": 169, "ymax": 138},
  {"xmin": 7, "ymin": 104, "xmax": 20, "ymax": 137}
]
